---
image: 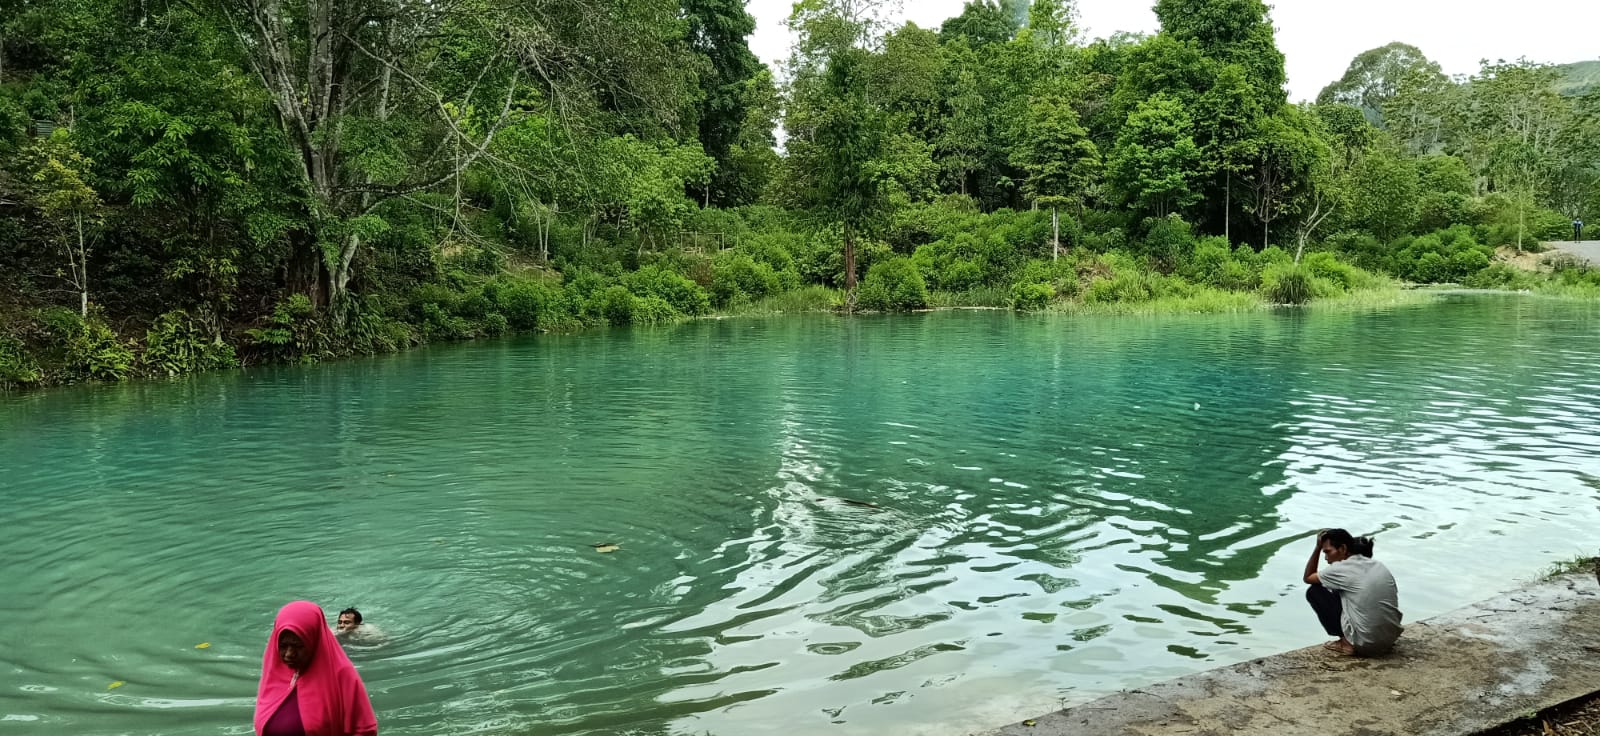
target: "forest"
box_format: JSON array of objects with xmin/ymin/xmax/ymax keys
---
[{"xmin": 2, "ymin": 0, "xmax": 1599, "ymax": 388}]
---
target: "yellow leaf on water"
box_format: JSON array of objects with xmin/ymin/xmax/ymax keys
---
[
  {"xmin": 108, "ymin": 681, "xmax": 125, "ymax": 690},
  {"xmin": 593, "ymin": 543, "xmax": 620, "ymax": 554},
  {"xmin": 195, "ymin": 642, "xmax": 211, "ymax": 649}
]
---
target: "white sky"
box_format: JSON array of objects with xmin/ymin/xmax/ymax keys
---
[{"xmin": 747, "ymin": 0, "xmax": 1600, "ymax": 102}]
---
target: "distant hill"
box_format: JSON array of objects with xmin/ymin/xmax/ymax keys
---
[{"xmin": 1555, "ymin": 60, "xmax": 1600, "ymax": 95}]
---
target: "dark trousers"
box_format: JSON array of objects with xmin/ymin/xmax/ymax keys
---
[{"xmin": 1307, "ymin": 584, "xmax": 1343, "ymax": 637}]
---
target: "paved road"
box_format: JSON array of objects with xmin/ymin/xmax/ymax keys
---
[{"xmin": 1546, "ymin": 240, "xmax": 1600, "ymax": 265}]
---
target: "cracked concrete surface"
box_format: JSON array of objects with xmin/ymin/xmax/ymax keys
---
[{"xmin": 976, "ymin": 573, "xmax": 1600, "ymax": 736}]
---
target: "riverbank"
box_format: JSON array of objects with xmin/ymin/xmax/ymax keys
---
[
  {"xmin": 977, "ymin": 568, "xmax": 1600, "ymax": 736},
  {"xmin": 7, "ymin": 282, "xmax": 1595, "ymax": 393}
]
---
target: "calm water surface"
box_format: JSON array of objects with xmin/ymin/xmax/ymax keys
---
[{"xmin": 4, "ymin": 296, "xmax": 1600, "ymax": 735}]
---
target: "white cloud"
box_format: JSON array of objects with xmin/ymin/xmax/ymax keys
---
[{"xmin": 746, "ymin": 0, "xmax": 1600, "ymax": 101}]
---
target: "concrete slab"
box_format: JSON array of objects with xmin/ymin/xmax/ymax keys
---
[
  {"xmin": 1546, "ymin": 241, "xmax": 1600, "ymax": 266},
  {"xmin": 977, "ymin": 572, "xmax": 1600, "ymax": 736}
]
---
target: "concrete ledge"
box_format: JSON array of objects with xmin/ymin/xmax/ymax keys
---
[{"xmin": 977, "ymin": 572, "xmax": 1600, "ymax": 736}]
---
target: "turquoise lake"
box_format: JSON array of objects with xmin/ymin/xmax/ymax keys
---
[{"xmin": 3, "ymin": 295, "xmax": 1599, "ymax": 735}]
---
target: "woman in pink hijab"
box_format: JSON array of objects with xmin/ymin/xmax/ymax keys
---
[{"xmin": 254, "ymin": 601, "xmax": 378, "ymax": 736}]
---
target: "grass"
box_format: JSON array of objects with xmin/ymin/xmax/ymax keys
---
[
  {"xmin": 1050, "ymin": 288, "xmax": 1263, "ymax": 316},
  {"xmin": 1302, "ymin": 286, "xmax": 1441, "ymax": 311},
  {"xmin": 926, "ymin": 287, "xmax": 1011, "ymax": 308},
  {"xmin": 715, "ymin": 285, "xmax": 842, "ymax": 316},
  {"xmin": 1540, "ymin": 554, "xmax": 1598, "ymax": 580},
  {"xmin": 714, "ymin": 282, "xmax": 1456, "ymax": 319},
  {"xmin": 1531, "ymin": 280, "xmax": 1600, "ymax": 299}
]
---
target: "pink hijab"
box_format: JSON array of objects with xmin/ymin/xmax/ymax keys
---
[{"xmin": 254, "ymin": 601, "xmax": 378, "ymax": 736}]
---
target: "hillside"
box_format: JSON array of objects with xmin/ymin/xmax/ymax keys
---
[{"xmin": 1556, "ymin": 59, "xmax": 1600, "ymax": 95}]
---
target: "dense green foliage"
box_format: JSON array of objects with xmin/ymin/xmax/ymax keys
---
[{"xmin": 2, "ymin": 0, "xmax": 1599, "ymax": 388}]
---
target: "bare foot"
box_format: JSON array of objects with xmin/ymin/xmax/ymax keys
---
[{"xmin": 1322, "ymin": 639, "xmax": 1355, "ymax": 656}]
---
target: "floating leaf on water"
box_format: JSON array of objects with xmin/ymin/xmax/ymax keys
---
[
  {"xmin": 195, "ymin": 642, "xmax": 211, "ymax": 649},
  {"xmin": 107, "ymin": 681, "xmax": 125, "ymax": 690},
  {"xmin": 593, "ymin": 543, "xmax": 620, "ymax": 554}
]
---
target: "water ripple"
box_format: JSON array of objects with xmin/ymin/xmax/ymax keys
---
[{"xmin": 2, "ymin": 299, "xmax": 1599, "ymax": 735}]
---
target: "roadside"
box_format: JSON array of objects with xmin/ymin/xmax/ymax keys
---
[
  {"xmin": 1543, "ymin": 241, "xmax": 1600, "ymax": 267},
  {"xmin": 978, "ymin": 568, "xmax": 1600, "ymax": 736}
]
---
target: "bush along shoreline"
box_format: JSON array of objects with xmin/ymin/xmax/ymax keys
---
[
  {"xmin": 9, "ymin": 0, "xmax": 1600, "ymax": 392},
  {"xmin": 6, "ymin": 202, "xmax": 1599, "ymax": 392}
]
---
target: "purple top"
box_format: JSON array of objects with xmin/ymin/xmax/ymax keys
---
[{"xmin": 261, "ymin": 688, "xmax": 306, "ymax": 736}]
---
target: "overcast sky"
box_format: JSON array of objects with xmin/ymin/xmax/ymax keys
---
[{"xmin": 746, "ymin": 0, "xmax": 1600, "ymax": 102}]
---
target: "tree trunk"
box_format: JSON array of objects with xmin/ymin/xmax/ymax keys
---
[
  {"xmin": 1517, "ymin": 198, "xmax": 1525, "ymax": 253},
  {"xmin": 1051, "ymin": 207, "xmax": 1060, "ymax": 261},
  {"xmin": 288, "ymin": 233, "xmax": 329, "ymax": 307},
  {"xmin": 75, "ymin": 212, "xmax": 88, "ymax": 317},
  {"xmin": 1224, "ymin": 170, "xmax": 1231, "ymax": 242},
  {"xmin": 844, "ymin": 226, "xmax": 857, "ymax": 311}
]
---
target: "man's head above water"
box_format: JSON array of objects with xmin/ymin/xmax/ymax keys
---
[{"xmin": 337, "ymin": 607, "xmax": 362, "ymax": 633}]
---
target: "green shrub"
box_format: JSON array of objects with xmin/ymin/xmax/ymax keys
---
[
  {"xmin": 1389, "ymin": 226, "xmax": 1493, "ymax": 283},
  {"xmin": 1181, "ymin": 237, "xmax": 1259, "ymax": 291},
  {"xmin": 1463, "ymin": 263, "xmax": 1535, "ymax": 290},
  {"xmin": 1326, "ymin": 231, "xmax": 1386, "ymax": 272},
  {"xmin": 492, "ymin": 279, "xmax": 560, "ymax": 330},
  {"xmin": 66, "ymin": 317, "xmax": 135, "ymax": 381},
  {"xmin": 1010, "ymin": 281, "xmax": 1055, "ymax": 311},
  {"xmin": 1141, "ymin": 215, "xmax": 1195, "ymax": 268},
  {"xmin": 420, "ymin": 303, "xmax": 473, "ymax": 340},
  {"xmin": 1085, "ymin": 270, "xmax": 1161, "ymax": 303},
  {"xmin": 596, "ymin": 285, "xmax": 638, "ymax": 324},
  {"xmin": 0, "ymin": 335, "xmax": 41, "ymax": 388},
  {"xmin": 482, "ymin": 312, "xmax": 509, "ymax": 334},
  {"xmin": 856, "ymin": 257, "xmax": 928, "ymax": 311},
  {"xmin": 143, "ymin": 311, "xmax": 237, "ymax": 377},
  {"xmin": 941, "ymin": 259, "xmax": 985, "ymax": 291},
  {"xmin": 708, "ymin": 252, "xmax": 781, "ymax": 307},
  {"xmin": 625, "ymin": 266, "xmax": 711, "ymax": 314},
  {"xmin": 1261, "ymin": 263, "xmax": 1326, "ymax": 305},
  {"xmin": 631, "ymin": 296, "xmax": 679, "ymax": 324},
  {"xmin": 409, "ymin": 282, "xmax": 461, "ymax": 321},
  {"xmin": 1301, "ymin": 252, "xmax": 1358, "ymax": 293},
  {"xmin": 246, "ymin": 294, "xmax": 328, "ymax": 363}
]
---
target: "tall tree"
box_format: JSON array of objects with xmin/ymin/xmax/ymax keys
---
[
  {"xmin": 1012, "ymin": 93, "xmax": 1100, "ymax": 259},
  {"xmin": 1240, "ymin": 107, "xmax": 1319, "ymax": 248},
  {"xmin": 937, "ymin": 64, "xmax": 986, "ymax": 196},
  {"xmin": 938, "ymin": 0, "xmax": 1019, "ymax": 48},
  {"xmin": 1153, "ymin": 0, "xmax": 1285, "ymax": 107},
  {"xmin": 1195, "ymin": 63, "xmax": 1263, "ymax": 241},
  {"xmin": 1026, "ymin": 0, "xmax": 1082, "ymax": 49},
  {"xmin": 21, "ymin": 131, "xmax": 100, "ymax": 316},
  {"xmin": 682, "ymin": 0, "xmax": 763, "ymax": 206},
  {"xmin": 809, "ymin": 48, "xmax": 893, "ymax": 306},
  {"xmin": 1108, "ymin": 95, "xmax": 1203, "ymax": 218},
  {"xmin": 1317, "ymin": 43, "xmax": 1445, "ymax": 127},
  {"xmin": 207, "ymin": 0, "xmax": 693, "ymax": 312},
  {"xmin": 1470, "ymin": 60, "xmax": 1571, "ymax": 249}
]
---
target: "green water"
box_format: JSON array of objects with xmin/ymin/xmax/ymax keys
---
[{"xmin": 4, "ymin": 296, "xmax": 1600, "ymax": 735}]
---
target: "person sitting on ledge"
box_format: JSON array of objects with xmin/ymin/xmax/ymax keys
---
[{"xmin": 1303, "ymin": 528, "xmax": 1402, "ymax": 656}]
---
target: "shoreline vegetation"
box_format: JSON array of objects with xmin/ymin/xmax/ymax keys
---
[
  {"xmin": 4, "ymin": 1, "xmax": 1599, "ymax": 391},
  {"xmin": 3, "ymin": 271, "xmax": 1596, "ymax": 393}
]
